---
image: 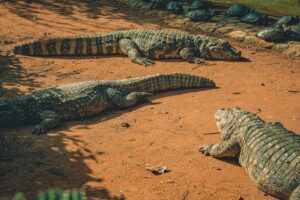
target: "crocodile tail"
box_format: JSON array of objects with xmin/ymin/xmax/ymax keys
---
[
  {"xmin": 119, "ymin": 73, "xmax": 216, "ymax": 93},
  {"xmin": 13, "ymin": 33, "xmax": 123, "ymax": 56}
]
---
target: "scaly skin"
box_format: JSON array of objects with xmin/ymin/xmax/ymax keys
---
[
  {"xmin": 0, "ymin": 73, "xmax": 215, "ymax": 134},
  {"xmin": 199, "ymin": 107, "xmax": 300, "ymax": 200},
  {"xmin": 13, "ymin": 29, "xmax": 241, "ymax": 66}
]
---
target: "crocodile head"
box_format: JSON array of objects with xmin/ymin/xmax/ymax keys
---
[
  {"xmin": 214, "ymin": 107, "xmax": 242, "ymax": 140},
  {"xmin": 200, "ymin": 39, "xmax": 241, "ymax": 61},
  {"xmin": 0, "ymin": 100, "xmax": 15, "ymax": 127}
]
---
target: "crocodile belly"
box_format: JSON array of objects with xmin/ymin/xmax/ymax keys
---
[{"xmin": 61, "ymin": 95, "xmax": 109, "ymax": 121}]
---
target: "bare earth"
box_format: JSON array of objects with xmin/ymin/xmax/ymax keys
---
[{"xmin": 0, "ymin": 1, "xmax": 299, "ymax": 200}]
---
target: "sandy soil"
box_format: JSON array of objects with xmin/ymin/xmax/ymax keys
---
[{"xmin": 0, "ymin": 1, "xmax": 299, "ymax": 199}]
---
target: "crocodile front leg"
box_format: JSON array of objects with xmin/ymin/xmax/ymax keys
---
[
  {"xmin": 290, "ymin": 186, "xmax": 300, "ymax": 200},
  {"xmin": 32, "ymin": 110, "xmax": 61, "ymax": 135},
  {"xmin": 199, "ymin": 137, "xmax": 240, "ymax": 158},
  {"xmin": 105, "ymin": 88, "xmax": 153, "ymax": 108},
  {"xmin": 180, "ymin": 47, "xmax": 205, "ymax": 64},
  {"xmin": 119, "ymin": 38, "xmax": 155, "ymax": 66}
]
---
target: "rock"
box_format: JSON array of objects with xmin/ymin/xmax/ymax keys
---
[
  {"xmin": 228, "ymin": 31, "xmax": 247, "ymax": 42},
  {"xmin": 146, "ymin": 166, "xmax": 170, "ymax": 175},
  {"xmin": 121, "ymin": 122, "xmax": 130, "ymax": 128},
  {"xmin": 157, "ymin": 11, "xmax": 166, "ymax": 18},
  {"xmin": 165, "ymin": 180, "xmax": 175, "ymax": 183},
  {"xmin": 226, "ymin": 18, "xmax": 241, "ymax": 23},
  {"xmin": 166, "ymin": 18, "xmax": 186, "ymax": 27},
  {"xmin": 197, "ymin": 23, "xmax": 219, "ymax": 33},
  {"xmin": 272, "ymin": 44, "xmax": 290, "ymax": 50},
  {"xmin": 216, "ymin": 26, "xmax": 234, "ymax": 34},
  {"xmin": 283, "ymin": 44, "xmax": 300, "ymax": 57},
  {"xmin": 288, "ymin": 89, "xmax": 299, "ymax": 93},
  {"xmin": 258, "ymin": 40, "xmax": 275, "ymax": 49},
  {"xmin": 244, "ymin": 35, "xmax": 259, "ymax": 45},
  {"xmin": 168, "ymin": 13, "xmax": 178, "ymax": 19},
  {"xmin": 244, "ymin": 35, "xmax": 274, "ymax": 48}
]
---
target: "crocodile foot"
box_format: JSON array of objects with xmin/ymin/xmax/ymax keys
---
[
  {"xmin": 198, "ymin": 144, "xmax": 213, "ymax": 156},
  {"xmin": 193, "ymin": 57, "xmax": 206, "ymax": 64},
  {"xmin": 134, "ymin": 57, "xmax": 155, "ymax": 66},
  {"xmin": 32, "ymin": 124, "xmax": 47, "ymax": 135},
  {"xmin": 136, "ymin": 92, "xmax": 153, "ymax": 103}
]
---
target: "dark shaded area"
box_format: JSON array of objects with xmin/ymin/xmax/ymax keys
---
[
  {"xmin": 0, "ymin": 0, "xmax": 171, "ymax": 36},
  {"xmin": 0, "ymin": 54, "xmax": 41, "ymax": 97},
  {"xmin": 1, "ymin": 0, "xmax": 103, "ymax": 19},
  {"xmin": 0, "ymin": 130, "xmax": 126, "ymax": 200},
  {"xmin": 217, "ymin": 156, "xmax": 240, "ymax": 167}
]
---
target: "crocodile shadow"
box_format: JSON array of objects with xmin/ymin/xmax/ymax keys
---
[{"xmin": 59, "ymin": 87, "xmax": 217, "ymax": 131}]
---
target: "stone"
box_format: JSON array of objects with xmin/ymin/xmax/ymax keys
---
[
  {"xmin": 272, "ymin": 44, "xmax": 290, "ymax": 50},
  {"xmin": 226, "ymin": 18, "xmax": 241, "ymax": 23},
  {"xmin": 228, "ymin": 31, "xmax": 247, "ymax": 41},
  {"xmin": 283, "ymin": 44, "xmax": 300, "ymax": 57},
  {"xmin": 243, "ymin": 35, "xmax": 258, "ymax": 45},
  {"xmin": 243, "ymin": 35, "xmax": 274, "ymax": 48},
  {"xmin": 216, "ymin": 26, "xmax": 234, "ymax": 34},
  {"xmin": 168, "ymin": 14, "xmax": 179, "ymax": 19},
  {"xmin": 166, "ymin": 18, "xmax": 186, "ymax": 26},
  {"xmin": 157, "ymin": 11, "xmax": 166, "ymax": 18},
  {"xmin": 258, "ymin": 40, "xmax": 275, "ymax": 49},
  {"xmin": 197, "ymin": 22, "xmax": 219, "ymax": 33},
  {"xmin": 121, "ymin": 122, "xmax": 130, "ymax": 128}
]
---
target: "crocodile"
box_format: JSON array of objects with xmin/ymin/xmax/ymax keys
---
[
  {"xmin": 0, "ymin": 73, "xmax": 215, "ymax": 134},
  {"xmin": 199, "ymin": 107, "xmax": 300, "ymax": 200},
  {"xmin": 13, "ymin": 29, "xmax": 241, "ymax": 66}
]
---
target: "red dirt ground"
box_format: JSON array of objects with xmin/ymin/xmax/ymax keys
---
[{"xmin": 0, "ymin": 1, "xmax": 299, "ymax": 199}]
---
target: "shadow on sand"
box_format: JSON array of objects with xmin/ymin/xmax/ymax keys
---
[{"xmin": 0, "ymin": 54, "xmax": 41, "ymax": 97}]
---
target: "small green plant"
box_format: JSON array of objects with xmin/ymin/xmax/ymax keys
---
[{"xmin": 11, "ymin": 188, "xmax": 86, "ymax": 200}]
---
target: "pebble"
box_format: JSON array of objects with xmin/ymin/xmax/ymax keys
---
[
  {"xmin": 165, "ymin": 180, "xmax": 175, "ymax": 183},
  {"xmin": 216, "ymin": 26, "xmax": 233, "ymax": 34},
  {"xmin": 121, "ymin": 122, "xmax": 130, "ymax": 128},
  {"xmin": 228, "ymin": 31, "xmax": 248, "ymax": 42},
  {"xmin": 284, "ymin": 44, "xmax": 300, "ymax": 57}
]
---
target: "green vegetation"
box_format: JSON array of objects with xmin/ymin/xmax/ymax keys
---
[{"xmin": 11, "ymin": 189, "xmax": 86, "ymax": 200}]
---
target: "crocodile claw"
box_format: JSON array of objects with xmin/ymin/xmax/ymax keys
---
[
  {"xmin": 198, "ymin": 144, "xmax": 213, "ymax": 156},
  {"xmin": 135, "ymin": 57, "xmax": 155, "ymax": 67},
  {"xmin": 32, "ymin": 124, "xmax": 47, "ymax": 135},
  {"xmin": 194, "ymin": 57, "xmax": 206, "ymax": 64}
]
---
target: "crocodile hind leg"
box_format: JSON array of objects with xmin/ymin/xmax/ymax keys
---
[
  {"xmin": 180, "ymin": 47, "xmax": 205, "ymax": 64},
  {"xmin": 199, "ymin": 137, "xmax": 240, "ymax": 158},
  {"xmin": 119, "ymin": 38, "xmax": 155, "ymax": 66},
  {"xmin": 105, "ymin": 88, "xmax": 153, "ymax": 108},
  {"xmin": 290, "ymin": 186, "xmax": 300, "ymax": 200},
  {"xmin": 32, "ymin": 110, "xmax": 60, "ymax": 135}
]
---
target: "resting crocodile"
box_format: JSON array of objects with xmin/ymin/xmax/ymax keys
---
[
  {"xmin": 199, "ymin": 107, "xmax": 300, "ymax": 200},
  {"xmin": 13, "ymin": 29, "xmax": 241, "ymax": 66},
  {"xmin": 0, "ymin": 73, "xmax": 215, "ymax": 134}
]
